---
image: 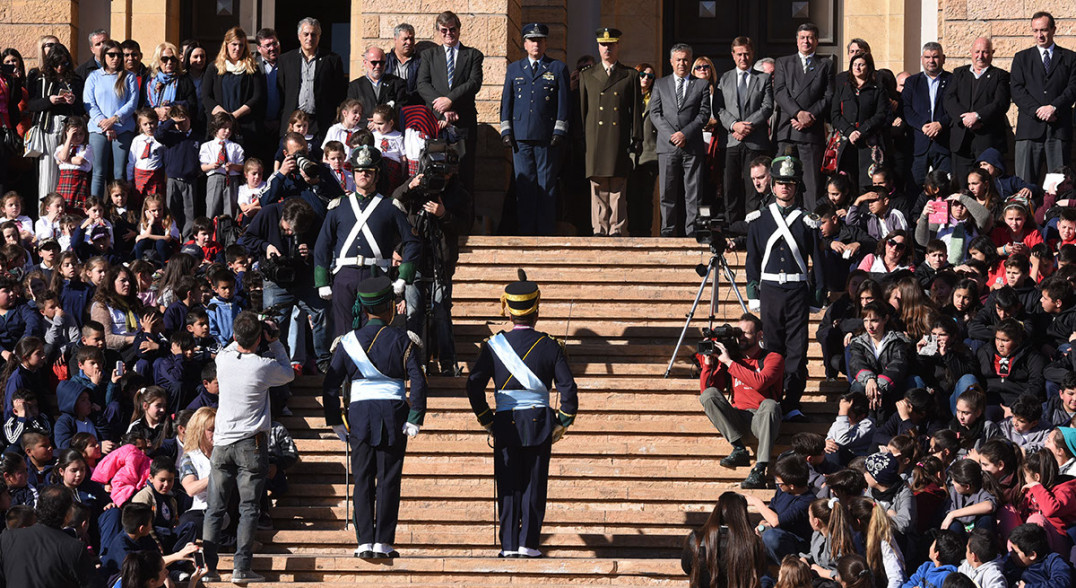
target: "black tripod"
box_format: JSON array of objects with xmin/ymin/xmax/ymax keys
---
[{"xmin": 664, "ymin": 250, "xmax": 748, "ymax": 378}]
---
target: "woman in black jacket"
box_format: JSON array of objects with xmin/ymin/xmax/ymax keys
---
[
  {"xmin": 25, "ymin": 43, "xmax": 83, "ymax": 200},
  {"xmin": 141, "ymin": 42, "xmax": 197, "ymax": 121},
  {"xmin": 831, "ymin": 53, "xmax": 888, "ymax": 189},
  {"xmin": 974, "ymin": 317, "xmax": 1047, "ymax": 419},
  {"xmin": 201, "ymin": 26, "xmax": 265, "ymax": 148}
]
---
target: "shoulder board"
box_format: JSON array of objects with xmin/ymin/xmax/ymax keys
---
[
  {"xmin": 392, "ymin": 199, "xmax": 407, "ymax": 213},
  {"xmin": 329, "ymin": 335, "xmax": 343, "ymax": 353},
  {"xmin": 548, "ymin": 335, "xmax": 567, "ymax": 352},
  {"xmin": 327, "ymin": 197, "xmax": 343, "ymax": 210},
  {"xmin": 745, "ymin": 210, "xmax": 762, "ymax": 223},
  {"xmin": 803, "ymin": 215, "xmax": 821, "ymax": 229}
]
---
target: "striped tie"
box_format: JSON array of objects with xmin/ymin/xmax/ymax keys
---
[{"xmin": 446, "ymin": 46, "xmax": 455, "ymax": 87}]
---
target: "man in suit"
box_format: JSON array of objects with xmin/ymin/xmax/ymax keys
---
[
  {"xmin": 650, "ymin": 43, "xmax": 711, "ymax": 237},
  {"xmin": 1010, "ymin": 11, "xmax": 1076, "ymax": 185},
  {"xmin": 579, "ymin": 28, "xmax": 643, "ymax": 237},
  {"xmin": 499, "ymin": 23, "xmax": 571, "ymax": 236},
  {"xmin": 347, "ymin": 47, "xmax": 408, "ymax": 129},
  {"xmin": 945, "ymin": 37, "xmax": 1011, "ymax": 188},
  {"xmin": 277, "ymin": 17, "xmax": 347, "ymax": 143},
  {"xmin": 75, "ymin": 28, "xmax": 109, "ymax": 82},
  {"xmin": 255, "ymin": 28, "xmax": 282, "ymax": 164},
  {"xmin": 384, "ymin": 23, "xmax": 422, "ymax": 103},
  {"xmin": 773, "ymin": 23, "xmax": 834, "ymax": 211},
  {"xmin": 417, "ymin": 10, "xmax": 484, "ymax": 210},
  {"xmin": 901, "ymin": 42, "xmax": 953, "ymax": 191},
  {"xmin": 717, "ymin": 37, "xmax": 773, "ymax": 223}
]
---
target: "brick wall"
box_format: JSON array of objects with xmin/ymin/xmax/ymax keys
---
[
  {"xmin": 939, "ymin": 1, "xmax": 1076, "ymax": 71},
  {"xmin": 0, "ymin": 0, "xmax": 78, "ymax": 72}
]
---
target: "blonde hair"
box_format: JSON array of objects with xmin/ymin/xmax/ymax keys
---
[
  {"xmin": 214, "ymin": 27, "xmax": 256, "ymax": 75},
  {"xmin": 184, "ymin": 407, "xmax": 216, "ymax": 456},
  {"xmin": 148, "ymin": 42, "xmax": 185, "ymax": 77},
  {"xmin": 138, "ymin": 193, "xmax": 174, "ymax": 234},
  {"xmin": 36, "ymin": 35, "xmax": 60, "ymax": 69}
]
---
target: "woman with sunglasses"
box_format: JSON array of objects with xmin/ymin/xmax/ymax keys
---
[
  {"xmin": 82, "ymin": 39, "xmax": 139, "ymax": 198},
  {"xmin": 857, "ymin": 229, "xmax": 915, "ymax": 278},
  {"xmin": 628, "ymin": 63, "xmax": 658, "ymax": 235},
  {"xmin": 202, "ymin": 27, "xmax": 265, "ymax": 150},
  {"xmin": 27, "ymin": 35, "xmax": 60, "ymax": 84},
  {"xmin": 141, "ymin": 42, "xmax": 197, "ymax": 123},
  {"xmin": 26, "ymin": 43, "xmax": 83, "ymax": 199},
  {"xmin": 691, "ymin": 56, "xmax": 721, "ymax": 203}
]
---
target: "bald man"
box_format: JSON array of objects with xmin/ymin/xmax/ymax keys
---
[
  {"xmin": 347, "ymin": 46, "xmax": 409, "ymax": 128},
  {"xmin": 944, "ymin": 37, "xmax": 1012, "ymax": 186}
]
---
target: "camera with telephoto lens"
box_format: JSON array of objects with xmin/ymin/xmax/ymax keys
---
[
  {"xmin": 293, "ymin": 154, "xmax": 320, "ymax": 177},
  {"xmin": 694, "ymin": 205, "xmax": 727, "ymax": 255},
  {"xmin": 697, "ymin": 324, "xmax": 744, "ymax": 358},
  {"xmin": 415, "ymin": 139, "xmax": 461, "ymax": 195}
]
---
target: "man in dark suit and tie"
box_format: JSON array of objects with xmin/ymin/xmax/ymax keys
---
[
  {"xmin": 384, "ymin": 23, "xmax": 422, "ymax": 103},
  {"xmin": 901, "ymin": 42, "xmax": 953, "ymax": 191},
  {"xmin": 417, "ymin": 10, "xmax": 484, "ymax": 209},
  {"xmin": 774, "ymin": 23, "xmax": 834, "ymax": 211},
  {"xmin": 255, "ymin": 28, "xmax": 283, "ymax": 164},
  {"xmin": 347, "ymin": 47, "xmax": 408, "ymax": 130},
  {"xmin": 716, "ymin": 37, "xmax": 773, "ymax": 223},
  {"xmin": 944, "ymin": 37, "xmax": 1011, "ymax": 188},
  {"xmin": 651, "ymin": 43, "xmax": 711, "ymax": 237},
  {"xmin": 1010, "ymin": 11, "xmax": 1076, "ymax": 185},
  {"xmin": 277, "ymin": 17, "xmax": 347, "ymax": 143}
]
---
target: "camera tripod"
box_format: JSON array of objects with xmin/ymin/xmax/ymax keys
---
[{"xmin": 663, "ymin": 250, "xmax": 748, "ymax": 378}]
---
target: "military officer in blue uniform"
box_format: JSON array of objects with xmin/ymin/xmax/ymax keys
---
[
  {"xmin": 745, "ymin": 155, "xmax": 825, "ymax": 426},
  {"xmin": 500, "ymin": 23, "xmax": 572, "ymax": 236},
  {"xmin": 315, "ymin": 145, "xmax": 420, "ymax": 339},
  {"xmin": 466, "ymin": 270, "xmax": 578, "ymax": 558},
  {"xmin": 323, "ymin": 276, "xmax": 427, "ymax": 559}
]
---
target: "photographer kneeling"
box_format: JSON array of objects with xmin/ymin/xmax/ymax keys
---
[
  {"xmin": 698, "ymin": 313, "xmax": 784, "ymax": 489},
  {"xmin": 260, "ymin": 132, "xmax": 346, "ymax": 220},
  {"xmin": 238, "ymin": 197, "xmax": 331, "ymax": 370},
  {"xmin": 392, "ymin": 143, "xmax": 473, "ymax": 376}
]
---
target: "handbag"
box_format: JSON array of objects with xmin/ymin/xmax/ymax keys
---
[
  {"xmin": 0, "ymin": 125, "xmax": 21, "ymax": 157},
  {"xmin": 821, "ymin": 128, "xmax": 841, "ymax": 174},
  {"xmin": 23, "ymin": 80, "xmax": 49, "ymax": 158}
]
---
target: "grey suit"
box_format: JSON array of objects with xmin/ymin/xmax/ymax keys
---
[
  {"xmin": 650, "ymin": 74, "xmax": 711, "ymax": 236},
  {"xmin": 717, "ymin": 68, "xmax": 774, "ymax": 221}
]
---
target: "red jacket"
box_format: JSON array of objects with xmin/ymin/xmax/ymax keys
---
[
  {"xmin": 1025, "ymin": 479, "xmax": 1076, "ymax": 535},
  {"xmin": 698, "ymin": 350, "xmax": 784, "ymax": 410}
]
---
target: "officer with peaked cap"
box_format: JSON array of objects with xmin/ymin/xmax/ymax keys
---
[
  {"xmin": 500, "ymin": 23, "xmax": 571, "ymax": 235},
  {"xmin": 466, "ymin": 270, "xmax": 579, "ymax": 557},
  {"xmin": 315, "ymin": 145, "xmax": 420, "ymax": 339},
  {"xmin": 322, "ymin": 275, "xmax": 428, "ymax": 559},
  {"xmin": 745, "ymin": 155, "xmax": 825, "ymax": 441}
]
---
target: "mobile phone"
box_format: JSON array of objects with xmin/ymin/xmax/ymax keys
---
[
  {"xmin": 0, "ymin": 63, "xmax": 14, "ymax": 77},
  {"xmin": 193, "ymin": 550, "xmax": 205, "ymax": 568},
  {"xmin": 115, "ymin": 361, "xmax": 125, "ymax": 376}
]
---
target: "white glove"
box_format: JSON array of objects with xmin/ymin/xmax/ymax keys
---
[
  {"xmin": 393, "ymin": 278, "xmax": 406, "ymax": 296},
  {"xmin": 552, "ymin": 425, "xmax": 567, "ymax": 444},
  {"xmin": 402, "ymin": 422, "xmax": 420, "ymax": 438},
  {"xmin": 332, "ymin": 424, "xmax": 349, "ymax": 444},
  {"xmin": 319, "ymin": 286, "xmax": 333, "ymax": 300},
  {"xmin": 748, "ymin": 299, "xmax": 760, "ymax": 311}
]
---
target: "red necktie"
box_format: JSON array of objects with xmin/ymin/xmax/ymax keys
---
[
  {"xmin": 380, "ymin": 138, "xmax": 389, "ymax": 152},
  {"xmin": 141, "ymin": 140, "xmax": 151, "ymax": 159},
  {"xmin": 345, "ymin": 131, "xmax": 353, "ymax": 146},
  {"xmin": 338, "ymin": 169, "xmax": 346, "ymax": 185},
  {"xmin": 216, "ymin": 141, "xmax": 226, "ymax": 166}
]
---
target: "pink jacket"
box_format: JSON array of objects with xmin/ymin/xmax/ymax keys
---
[
  {"xmin": 1026, "ymin": 479, "xmax": 1076, "ymax": 535},
  {"xmin": 90, "ymin": 443, "xmax": 151, "ymax": 506}
]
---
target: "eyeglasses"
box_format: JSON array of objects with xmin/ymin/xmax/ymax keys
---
[
  {"xmin": 693, "ymin": 64, "xmax": 711, "ymax": 70},
  {"xmin": 638, "ymin": 72, "xmax": 654, "ymax": 80},
  {"xmin": 161, "ymin": 56, "xmax": 178, "ymax": 63},
  {"xmin": 438, "ymin": 26, "xmax": 460, "ymax": 34},
  {"xmin": 886, "ymin": 240, "xmax": 906, "ymax": 250},
  {"xmin": 105, "ymin": 52, "xmax": 122, "ymax": 58},
  {"xmin": 367, "ymin": 60, "xmax": 384, "ymax": 66}
]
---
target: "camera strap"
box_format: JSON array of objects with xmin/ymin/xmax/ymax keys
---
[
  {"xmin": 760, "ymin": 203, "xmax": 808, "ymax": 283},
  {"xmin": 335, "ymin": 194, "xmax": 387, "ymax": 272}
]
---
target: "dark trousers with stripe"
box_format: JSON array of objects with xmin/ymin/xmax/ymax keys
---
[
  {"xmin": 760, "ymin": 282, "xmax": 809, "ymax": 412},
  {"xmin": 351, "ymin": 437, "xmax": 408, "ymax": 546},
  {"xmin": 495, "ymin": 437, "xmax": 552, "ymax": 552},
  {"xmin": 331, "ymin": 266, "xmax": 376, "ymax": 339}
]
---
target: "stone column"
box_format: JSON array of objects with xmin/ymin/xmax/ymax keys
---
[
  {"xmin": 0, "ymin": 0, "xmax": 79, "ymax": 71},
  {"xmin": 111, "ymin": 0, "xmax": 181, "ymax": 55}
]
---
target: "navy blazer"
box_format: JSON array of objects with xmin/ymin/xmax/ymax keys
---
[
  {"xmin": 383, "ymin": 50, "xmax": 422, "ymax": 100},
  {"xmin": 901, "ymin": 70, "xmax": 953, "ymax": 155},
  {"xmin": 1010, "ymin": 45, "xmax": 1076, "ymax": 142}
]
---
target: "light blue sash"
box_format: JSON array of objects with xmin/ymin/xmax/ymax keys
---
[
  {"xmin": 340, "ymin": 331, "xmax": 406, "ymax": 402},
  {"xmin": 488, "ymin": 333, "xmax": 549, "ymax": 411}
]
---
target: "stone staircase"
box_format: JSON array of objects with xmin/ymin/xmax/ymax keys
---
[{"xmin": 219, "ymin": 237, "xmax": 843, "ymax": 585}]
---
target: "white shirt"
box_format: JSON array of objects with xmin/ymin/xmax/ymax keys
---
[
  {"xmin": 444, "ymin": 44, "xmax": 459, "ymax": 84},
  {"xmin": 127, "ymin": 133, "xmax": 164, "ymax": 179},
  {"xmin": 199, "ymin": 138, "xmax": 245, "ymax": 176},
  {"xmin": 798, "ymin": 52, "xmax": 816, "ymax": 72},
  {"xmin": 237, "ymin": 181, "xmax": 266, "ymax": 207},
  {"xmin": 55, "ymin": 143, "xmax": 93, "ymax": 172},
  {"xmin": 374, "ymin": 130, "xmax": 406, "ymax": 163},
  {"xmin": 321, "ymin": 123, "xmax": 362, "ymax": 151},
  {"xmin": 971, "ymin": 65, "xmax": 991, "ymax": 80},
  {"xmin": 1037, "ymin": 44, "xmax": 1056, "ymax": 63}
]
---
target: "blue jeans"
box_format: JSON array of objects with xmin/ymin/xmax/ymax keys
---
[
  {"xmin": 761, "ymin": 527, "xmax": 810, "ymax": 565},
  {"xmin": 88, "ymin": 130, "xmax": 133, "ymax": 197},
  {"xmin": 262, "ymin": 279, "xmax": 329, "ymax": 365},
  {"xmin": 948, "ymin": 373, "xmax": 982, "ymax": 415},
  {"xmin": 133, "ymin": 237, "xmax": 174, "ymax": 262},
  {"xmin": 203, "ymin": 434, "xmax": 267, "ymax": 573}
]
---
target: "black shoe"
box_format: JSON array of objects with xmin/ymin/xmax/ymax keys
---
[
  {"xmin": 720, "ymin": 446, "xmax": 751, "ymax": 468},
  {"xmin": 358, "ymin": 550, "xmax": 376, "ymax": 559},
  {"xmin": 741, "ymin": 466, "xmax": 772, "ymax": 490}
]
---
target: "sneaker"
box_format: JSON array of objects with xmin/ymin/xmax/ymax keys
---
[
  {"xmin": 202, "ymin": 570, "xmax": 221, "ymax": 583},
  {"xmin": 230, "ymin": 569, "xmax": 266, "ymax": 584},
  {"xmin": 740, "ymin": 466, "xmax": 772, "ymax": 490},
  {"xmin": 719, "ymin": 446, "xmax": 751, "ymax": 468}
]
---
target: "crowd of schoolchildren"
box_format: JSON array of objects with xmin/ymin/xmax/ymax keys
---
[{"xmin": 686, "ymin": 163, "xmax": 1076, "ymax": 588}]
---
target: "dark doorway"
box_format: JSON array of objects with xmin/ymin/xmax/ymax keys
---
[
  {"xmin": 180, "ymin": 0, "xmax": 243, "ymax": 50},
  {"xmin": 273, "ymin": 0, "xmax": 352, "ymax": 77}
]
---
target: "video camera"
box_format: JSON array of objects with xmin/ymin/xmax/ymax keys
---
[
  {"xmin": 697, "ymin": 324, "xmax": 744, "ymax": 358},
  {"xmin": 415, "ymin": 139, "xmax": 461, "ymax": 195},
  {"xmin": 695, "ymin": 205, "xmax": 728, "ymax": 255},
  {"xmin": 260, "ymin": 236, "xmax": 302, "ymax": 288}
]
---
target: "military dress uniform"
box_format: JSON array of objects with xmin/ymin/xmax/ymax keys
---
[
  {"xmin": 323, "ymin": 277, "xmax": 428, "ymax": 558},
  {"xmin": 314, "ymin": 146, "xmax": 419, "ymax": 339},
  {"xmin": 745, "ymin": 156, "xmax": 825, "ymax": 420},
  {"xmin": 500, "ymin": 23, "xmax": 572, "ymax": 236},
  {"xmin": 466, "ymin": 272, "xmax": 578, "ymax": 557},
  {"xmin": 579, "ymin": 28, "xmax": 643, "ymax": 236}
]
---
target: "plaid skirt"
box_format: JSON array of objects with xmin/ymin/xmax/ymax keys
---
[
  {"xmin": 133, "ymin": 167, "xmax": 165, "ymax": 199},
  {"xmin": 57, "ymin": 169, "xmax": 90, "ymax": 209}
]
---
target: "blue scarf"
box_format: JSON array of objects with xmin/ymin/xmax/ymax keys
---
[{"xmin": 147, "ymin": 72, "xmax": 177, "ymax": 108}]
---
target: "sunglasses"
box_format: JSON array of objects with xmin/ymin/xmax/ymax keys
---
[
  {"xmin": 161, "ymin": 56, "xmax": 178, "ymax": 63},
  {"xmin": 355, "ymin": 169, "xmax": 376, "ymax": 175},
  {"xmin": 105, "ymin": 52, "xmax": 122, "ymax": 58},
  {"xmin": 887, "ymin": 240, "xmax": 906, "ymax": 250},
  {"xmin": 693, "ymin": 64, "xmax": 711, "ymax": 70},
  {"xmin": 438, "ymin": 27, "xmax": 460, "ymax": 34},
  {"xmin": 43, "ymin": 42, "xmax": 57, "ymax": 49},
  {"xmin": 638, "ymin": 72, "xmax": 654, "ymax": 80},
  {"xmin": 367, "ymin": 60, "xmax": 384, "ymax": 66}
]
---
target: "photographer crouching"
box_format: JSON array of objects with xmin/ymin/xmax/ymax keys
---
[
  {"xmin": 238, "ymin": 197, "xmax": 331, "ymax": 371},
  {"xmin": 697, "ymin": 313, "xmax": 784, "ymax": 489},
  {"xmin": 392, "ymin": 140, "xmax": 473, "ymax": 376}
]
